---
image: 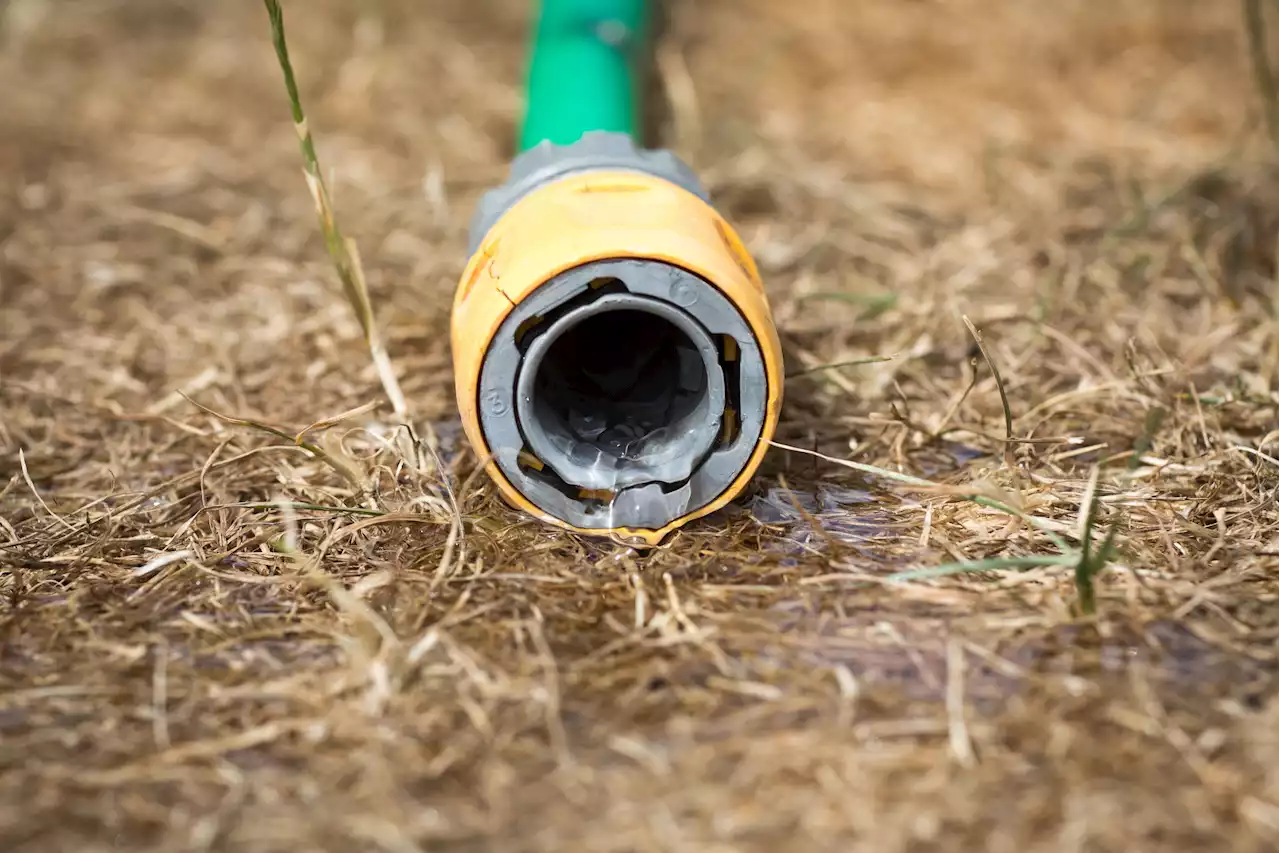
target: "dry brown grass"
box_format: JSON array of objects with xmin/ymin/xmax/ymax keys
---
[{"xmin": 1, "ymin": 1, "xmax": 1277, "ymax": 851}]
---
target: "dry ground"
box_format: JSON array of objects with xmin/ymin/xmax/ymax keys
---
[{"xmin": 1, "ymin": 1, "xmax": 1277, "ymax": 851}]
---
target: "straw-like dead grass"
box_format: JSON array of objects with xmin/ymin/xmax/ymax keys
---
[{"xmin": 1, "ymin": 1, "xmax": 1276, "ymax": 851}]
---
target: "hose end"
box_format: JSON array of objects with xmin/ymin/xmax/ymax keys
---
[{"xmin": 453, "ymin": 137, "xmax": 781, "ymax": 544}]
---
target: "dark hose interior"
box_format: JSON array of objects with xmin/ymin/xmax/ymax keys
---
[{"xmin": 519, "ymin": 301, "xmax": 722, "ymax": 491}]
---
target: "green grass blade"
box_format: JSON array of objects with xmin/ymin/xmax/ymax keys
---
[
  {"xmin": 262, "ymin": 0, "xmax": 408, "ymax": 424},
  {"xmin": 888, "ymin": 554, "xmax": 1077, "ymax": 582}
]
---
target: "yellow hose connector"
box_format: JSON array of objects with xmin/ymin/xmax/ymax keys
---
[{"xmin": 452, "ymin": 138, "xmax": 782, "ymax": 546}]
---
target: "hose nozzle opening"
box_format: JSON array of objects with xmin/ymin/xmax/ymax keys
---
[
  {"xmin": 517, "ymin": 294, "xmax": 724, "ymax": 493},
  {"xmin": 475, "ymin": 257, "xmax": 770, "ymax": 533}
]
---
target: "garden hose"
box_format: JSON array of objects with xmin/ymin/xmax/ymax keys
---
[{"xmin": 452, "ymin": 0, "xmax": 783, "ymax": 546}]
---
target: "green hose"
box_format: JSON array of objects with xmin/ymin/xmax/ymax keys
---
[{"xmin": 519, "ymin": 0, "xmax": 647, "ymax": 150}]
